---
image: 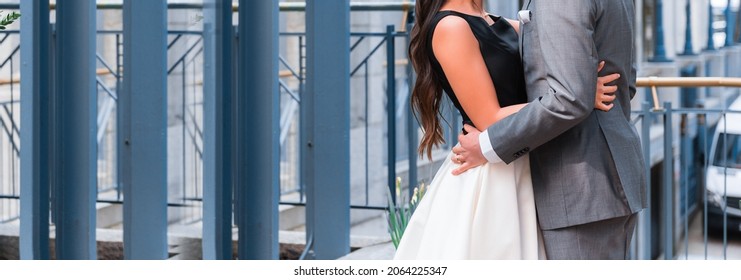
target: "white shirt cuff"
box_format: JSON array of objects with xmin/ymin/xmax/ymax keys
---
[{"xmin": 479, "ymin": 129, "xmax": 503, "ymax": 163}]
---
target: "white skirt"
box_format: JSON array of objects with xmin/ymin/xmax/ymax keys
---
[{"xmin": 393, "ymin": 152, "xmax": 544, "ymax": 260}]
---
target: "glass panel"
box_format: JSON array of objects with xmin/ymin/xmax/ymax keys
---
[{"xmin": 713, "ymin": 133, "xmax": 741, "ymax": 168}]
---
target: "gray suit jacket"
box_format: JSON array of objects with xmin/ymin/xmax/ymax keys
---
[{"xmin": 487, "ymin": 0, "xmax": 647, "ymax": 230}]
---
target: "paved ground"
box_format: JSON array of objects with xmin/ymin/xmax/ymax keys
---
[{"xmin": 676, "ymin": 212, "xmax": 741, "ymax": 260}]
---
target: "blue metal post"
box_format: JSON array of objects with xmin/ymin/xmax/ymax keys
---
[
  {"xmin": 682, "ymin": 0, "xmax": 694, "ymax": 55},
  {"xmin": 232, "ymin": 25, "xmax": 241, "ymax": 231},
  {"xmin": 120, "ymin": 0, "xmax": 168, "ymax": 259},
  {"xmin": 386, "ymin": 25, "xmax": 397, "ymax": 202},
  {"xmin": 680, "ymin": 116, "xmax": 690, "ymax": 260},
  {"xmin": 662, "ymin": 102, "xmax": 674, "ymax": 260},
  {"xmin": 406, "ymin": 21, "xmax": 418, "ymax": 196},
  {"xmin": 236, "ymin": 0, "xmax": 280, "ymax": 260},
  {"xmin": 55, "ymin": 0, "xmax": 97, "ymax": 260},
  {"xmin": 722, "ymin": 115, "xmax": 728, "ymax": 260},
  {"xmin": 679, "ymin": 69, "xmax": 698, "ymax": 260},
  {"xmin": 20, "ymin": 0, "xmax": 51, "ymax": 260},
  {"xmin": 202, "ymin": 0, "xmax": 234, "ymax": 260},
  {"xmin": 725, "ymin": 0, "xmax": 734, "ymax": 47},
  {"xmin": 737, "ymin": 8, "xmax": 741, "ymax": 43},
  {"xmin": 650, "ymin": 0, "xmax": 672, "ymax": 62},
  {"xmin": 708, "ymin": 2, "xmax": 716, "ymax": 51},
  {"xmin": 639, "ymin": 102, "xmax": 652, "ymax": 260},
  {"xmin": 698, "ymin": 104, "xmax": 709, "ymax": 260},
  {"xmin": 304, "ymin": 0, "xmax": 351, "ymax": 259}
]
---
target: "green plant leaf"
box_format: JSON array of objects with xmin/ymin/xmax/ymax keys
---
[
  {"xmin": 0, "ymin": 11, "xmax": 20, "ymax": 30},
  {"xmin": 385, "ymin": 178, "xmax": 429, "ymax": 250},
  {"xmin": 386, "ymin": 190, "xmax": 400, "ymax": 248}
]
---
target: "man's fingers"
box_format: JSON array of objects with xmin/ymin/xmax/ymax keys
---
[
  {"xmin": 450, "ymin": 124, "xmax": 485, "ymax": 175},
  {"xmin": 451, "ymin": 167, "xmax": 463, "ymax": 176},
  {"xmin": 596, "ymin": 101, "xmax": 615, "ymax": 112},
  {"xmin": 462, "ymin": 124, "xmax": 478, "ymax": 134},
  {"xmin": 452, "ymin": 145, "xmax": 464, "ymax": 154},
  {"xmin": 595, "ymin": 102, "xmax": 609, "ymax": 111},
  {"xmin": 452, "ymin": 162, "xmax": 474, "ymax": 176},
  {"xmin": 595, "ymin": 98, "xmax": 610, "ymax": 111},
  {"xmin": 450, "ymin": 151, "xmax": 467, "ymax": 164},
  {"xmin": 598, "ymin": 73, "xmax": 621, "ymax": 84},
  {"xmin": 603, "ymin": 85, "xmax": 618, "ymax": 94},
  {"xmin": 602, "ymin": 93, "xmax": 617, "ymax": 102},
  {"xmin": 456, "ymin": 151, "xmax": 469, "ymax": 162},
  {"xmin": 597, "ymin": 92, "xmax": 616, "ymax": 103},
  {"xmin": 598, "ymin": 103, "xmax": 614, "ymax": 112},
  {"xmin": 597, "ymin": 60, "xmax": 605, "ymax": 72}
]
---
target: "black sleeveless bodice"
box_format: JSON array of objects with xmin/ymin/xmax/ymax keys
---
[{"xmin": 427, "ymin": 10, "xmax": 528, "ymax": 127}]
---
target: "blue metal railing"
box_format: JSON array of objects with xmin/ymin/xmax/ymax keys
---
[
  {"xmin": 276, "ymin": 26, "xmax": 431, "ymax": 211},
  {"xmin": 0, "ymin": 25, "xmax": 214, "ymax": 222},
  {"xmin": 0, "ymin": 8, "xmax": 425, "ymax": 225},
  {"xmin": 633, "ymin": 76, "xmax": 741, "ymax": 260}
]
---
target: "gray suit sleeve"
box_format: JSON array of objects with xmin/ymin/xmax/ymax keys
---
[{"xmin": 488, "ymin": 0, "xmax": 599, "ymax": 164}]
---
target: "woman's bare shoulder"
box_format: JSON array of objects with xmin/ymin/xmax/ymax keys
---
[
  {"xmin": 433, "ymin": 15, "xmax": 471, "ymax": 37},
  {"xmin": 432, "ymin": 15, "xmax": 477, "ymax": 55}
]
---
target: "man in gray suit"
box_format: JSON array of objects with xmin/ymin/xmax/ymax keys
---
[{"xmin": 452, "ymin": 0, "xmax": 647, "ymax": 259}]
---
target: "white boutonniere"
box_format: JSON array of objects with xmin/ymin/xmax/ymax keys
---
[{"xmin": 518, "ymin": 9, "xmax": 531, "ymax": 24}]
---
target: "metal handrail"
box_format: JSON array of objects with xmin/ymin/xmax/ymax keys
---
[
  {"xmin": 631, "ymin": 76, "xmax": 741, "ymax": 260},
  {"xmin": 637, "ymin": 77, "xmax": 741, "ymax": 110},
  {"xmin": 96, "ymin": 53, "xmax": 120, "ymax": 79},
  {"xmin": 637, "ymin": 76, "xmax": 741, "ymax": 87}
]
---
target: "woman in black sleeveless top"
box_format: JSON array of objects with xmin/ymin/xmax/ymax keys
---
[{"xmin": 394, "ymin": 0, "xmax": 619, "ymax": 259}]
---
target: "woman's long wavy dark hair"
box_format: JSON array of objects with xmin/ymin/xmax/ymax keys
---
[{"xmin": 409, "ymin": 0, "xmax": 446, "ymax": 160}]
